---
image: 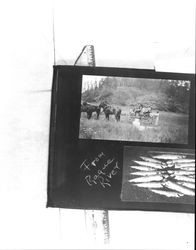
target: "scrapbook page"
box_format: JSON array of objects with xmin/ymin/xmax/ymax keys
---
[{"xmin": 47, "ymin": 66, "xmax": 195, "ymax": 213}]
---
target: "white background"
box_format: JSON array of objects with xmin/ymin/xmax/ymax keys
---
[{"xmin": 0, "ymin": 0, "xmax": 195, "ymax": 249}]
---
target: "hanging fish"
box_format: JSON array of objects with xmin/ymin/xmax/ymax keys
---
[
  {"xmin": 150, "ymin": 189, "xmax": 183, "ymax": 198},
  {"xmin": 167, "ymin": 159, "xmax": 195, "ymax": 165},
  {"xmin": 140, "ymin": 156, "xmax": 165, "ymax": 165},
  {"xmin": 130, "ymin": 166, "xmax": 155, "ymax": 171},
  {"xmin": 129, "ymin": 175, "xmax": 163, "ymax": 183},
  {"xmin": 167, "ymin": 170, "xmax": 195, "ymax": 176},
  {"xmin": 130, "ymin": 171, "xmax": 159, "ymax": 176},
  {"xmin": 177, "ymin": 182, "xmax": 195, "ymax": 190},
  {"xmin": 164, "ymin": 180, "xmax": 195, "ymax": 196},
  {"xmin": 134, "ymin": 161, "xmax": 164, "ymax": 169},
  {"xmin": 152, "ymin": 154, "xmax": 186, "ymax": 160},
  {"xmin": 174, "ymin": 175, "xmax": 195, "ymax": 183},
  {"xmin": 132, "ymin": 182, "xmax": 163, "ymax": 189},
  {"xmin": 175, "ymin": 163, "xmax": 195, "ymax": 168},
  {"xmin": 174, "ymin": 167, "xmax": 195, "ymax": 172}
]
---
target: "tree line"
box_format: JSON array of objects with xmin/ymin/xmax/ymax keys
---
[{"xmin": 82, "ymin": 77, "xmax": 190, "ymax": 113}]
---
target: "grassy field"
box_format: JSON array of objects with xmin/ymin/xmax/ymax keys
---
[{"xmin": 79, "ymin": 109, "xmax": 189, "ymax": 144}]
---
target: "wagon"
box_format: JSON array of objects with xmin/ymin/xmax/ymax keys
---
[{"xmin": 129, "ymin": 108, "xmax": 159, "ymax": 126}]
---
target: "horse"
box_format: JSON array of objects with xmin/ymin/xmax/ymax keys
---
[
  {"xmin": 99, "ymin": 101, "xmax": 121, "ymax": 121},
  {"xmin": 81, "ymin": 102, "xmax": 101, "ymax": 119}
]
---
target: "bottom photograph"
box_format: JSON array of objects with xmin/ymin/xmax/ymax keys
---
[{"xmin": 121, "ymin": 146, "xmax": 195, "ymax": 205}]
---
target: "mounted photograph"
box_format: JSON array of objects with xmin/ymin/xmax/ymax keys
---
[
  {"xmin": 121, "ymin": 146, "xmax": 195, "ymax": 205},
  {"xmin": 79, "ymin": 75, "xmax": 191, "ymax": 144},
  {"xmin": 48, "ymin": 66, "xmax": 194, "ymax": 212}
]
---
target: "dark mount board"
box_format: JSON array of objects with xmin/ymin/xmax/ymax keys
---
[{"xmin": 47, "ymin": 65, "xmax": 195, "ymax": 213}]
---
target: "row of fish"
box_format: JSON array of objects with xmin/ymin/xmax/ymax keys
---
[
  {"xmin": 138, "ymin": 157, "xmax": 195, "ymax": 168},
  {"xmin": 128, "ymin": 153, "xmax": 195, "ymax": 198}
]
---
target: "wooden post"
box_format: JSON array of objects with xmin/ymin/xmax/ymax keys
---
[
  {"xmin": 52, "ymin": 4, "xmax": 110, "ymax": 243},
  {"xmin": 74, "ymin": 45, "xmax": 110, "ymax": 245}
]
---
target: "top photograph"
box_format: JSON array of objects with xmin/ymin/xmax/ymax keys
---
[{"xmin": 79, "ymin": 75, "xmax": 191, "ymax": 144}]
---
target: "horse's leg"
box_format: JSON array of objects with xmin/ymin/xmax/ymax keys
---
[
  {"xmin": 97, "ymin": 110, "xmax": 100, "ymax": 119},
  {"xmin": 87, "ymin": 111, "xmax": 92, "ymax": 119}
]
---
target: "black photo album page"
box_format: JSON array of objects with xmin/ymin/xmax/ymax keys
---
[{"xmin": 47, "ymin": 66, "xmax": 195, "ymax": 213}]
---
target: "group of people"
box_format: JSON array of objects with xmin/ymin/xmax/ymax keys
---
[{"xmin": 130, "ymin": 103, "xmax": 152, "ymax": 117}]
